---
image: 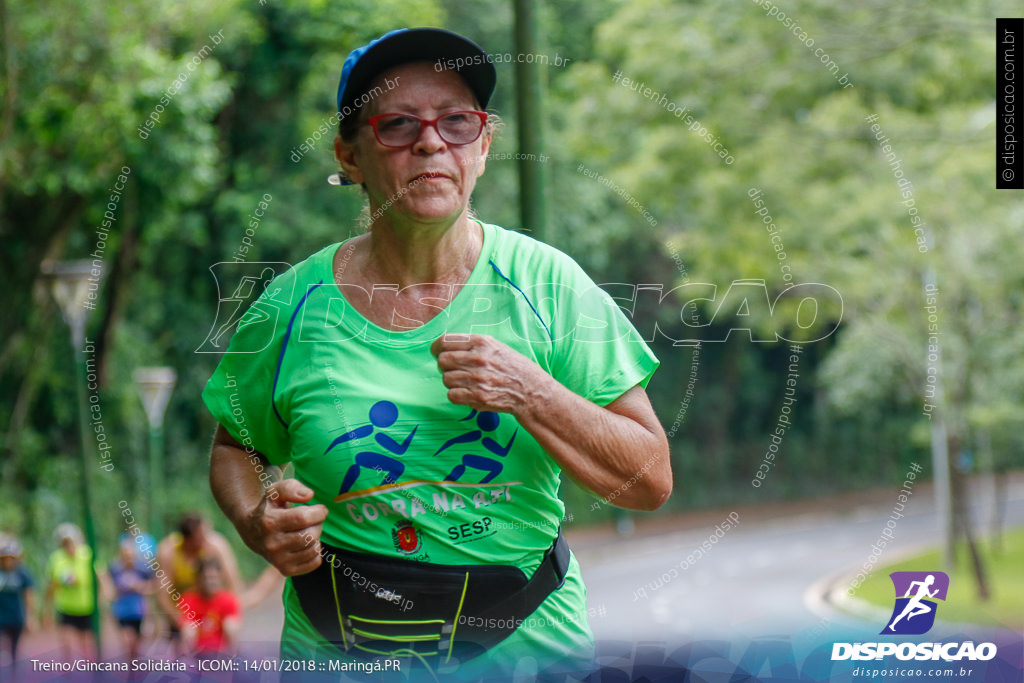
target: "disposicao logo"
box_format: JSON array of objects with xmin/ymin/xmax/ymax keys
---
[
  {"xmin": 832, "ymin": 570, "xmax": 997, "ymax": 662},
  {"xmin": 882, "ymin": 571, "xmax": 948, "ymax": 635}
]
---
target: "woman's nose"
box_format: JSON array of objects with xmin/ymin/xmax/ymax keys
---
[{"xmin": 412, "ymin": 121, "xmax": 448, "ymax": 154}]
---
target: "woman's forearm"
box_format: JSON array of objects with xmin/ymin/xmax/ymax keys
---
[
  {"xmin": 209, "ymin": 428, "xmax": 275, "ymax": 546},
  {"xmin": 515, "ymin": 381, "xmax": 672, "ymax": 510},
  {"xmin": 208, "ymin": 424, "xmax": 328, "ymax": 576}
]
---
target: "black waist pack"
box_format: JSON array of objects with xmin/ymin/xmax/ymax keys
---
[{"xmin": 291, "ymin": 529, "xmax": 569, "ymax": 664}]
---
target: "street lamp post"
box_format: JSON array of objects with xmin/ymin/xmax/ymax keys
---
[
  {"xmin": 133, "ymin": 368, "xmax": 177, "ymax": 540},
  {"xmin": 514, "ymin": 0, "xmax": 547, "ymax": 239},
  {"xmin": 41, "ymin": 259, "xmax": 103, "ymax": 655}
]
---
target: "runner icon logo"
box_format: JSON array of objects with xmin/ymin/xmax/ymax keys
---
[{"xmin": 882, "ymin": 571, "xmax": 949, "ymax": 635}]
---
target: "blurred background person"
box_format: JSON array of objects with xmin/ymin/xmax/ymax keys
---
[
  {"xmin": 180, "ymin": 557, "xmax": 242, "ymax": 660},
  {"xmin": 101, "ymin": 534, "xmax": 154, "ymax": 662},
  {"xmin": 43, "ymin": 523, "xmax": 96, "ymax": 661},
  {"xmin": 0, "ymin": 536, "xmax": 36, "ymax": 668},
  {"xmin": 155, "ymin": 513, "xmax": 240, "ymax": 654}
]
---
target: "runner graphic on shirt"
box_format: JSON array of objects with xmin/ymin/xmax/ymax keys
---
[
  {"xmin": 330, "ymin": 401, "xmax": 418, "ymax": 495},
  {"xmin": 434, "ymin": 409, "xmax": 517, "ymax": 483}
]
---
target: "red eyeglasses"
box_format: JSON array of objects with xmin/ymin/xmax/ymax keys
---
[{"xmin": 366, "ymin": 110, "xmax": 489, "ymax": 148}]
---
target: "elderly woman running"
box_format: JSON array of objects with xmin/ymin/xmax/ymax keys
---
[{"xmin": 204, "ymin": 27, "xmax": 671, "ymax": 680}]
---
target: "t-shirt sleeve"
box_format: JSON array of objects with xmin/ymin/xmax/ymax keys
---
[
  {"xmin": 21, "ymin": 567, "xmax": 33, "ymax": 590},
  {"xmin": 201, "ymin": 266, "xmax": 303, "ymax": 466},
  {"xmin": 179, "ymin": 592, "xmax": 198, "ymax": 620},
  {"xmin": 218, "ymin": 592, "xmax": 242, "ymax": 619},
  {"xmin": 545, "ymin": 251, "xmax": 660, "ymax": 406}
]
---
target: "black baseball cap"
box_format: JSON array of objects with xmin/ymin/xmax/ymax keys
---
[{"xmin": 336, "ymin": 28, "xmax": 496, "ymax": 117}]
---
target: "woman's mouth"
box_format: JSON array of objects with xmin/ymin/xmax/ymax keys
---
[{"xmin": 410, "ymin": 172, "xmax": 450, "ymax": 184}]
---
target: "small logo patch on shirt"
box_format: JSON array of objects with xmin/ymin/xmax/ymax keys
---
[{"xmin": 391, "ymin": 520, "xmax": 422, "ymax": 555}]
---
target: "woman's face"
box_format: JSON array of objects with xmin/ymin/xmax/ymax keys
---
[{"xmin": 336, "ymin": 61, "xmax": 491, "ymax": 226}]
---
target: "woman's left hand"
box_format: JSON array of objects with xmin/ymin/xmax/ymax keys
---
[{"xmin": 430, "ymin": 334, "xmax": 547, "ymax": 415}]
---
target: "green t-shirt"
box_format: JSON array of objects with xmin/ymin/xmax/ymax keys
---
[
  {"xmin": 202, "ymin": 221, "xmax": 659, "ymax": 678},
  {"xmin": 46, "ymin": 546, "xmax": 95, "ymax": 617}
]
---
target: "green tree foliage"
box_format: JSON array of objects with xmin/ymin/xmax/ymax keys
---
[
  {"xmin": 0, "ymin": 0, "xmax": 442, "ymax": 571},
  {"xmin": 549, "ymin": 0, "xmax": 1023, "ymax": 513}
]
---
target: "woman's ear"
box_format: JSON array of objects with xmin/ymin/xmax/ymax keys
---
[
  {"xmin": 476, "ymin": 132, "xmax": 492, "ymax": 179},
  {"xmin": 335, "ymin": 135, "xmax": 364, "ymax": 185}
]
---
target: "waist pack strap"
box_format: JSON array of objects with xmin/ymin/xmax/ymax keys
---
[
  {"xmin": 457, "ymin": 529, "xmax": 570, "ymax": 651},
  {"xmin": 291, "ymin": 529, "xmax": 570, "ymax": 663}
]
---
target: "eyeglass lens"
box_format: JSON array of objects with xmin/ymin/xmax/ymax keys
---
[{"xmin": 375, "ymin": 112, "xmax": 484, "ymax": 146}]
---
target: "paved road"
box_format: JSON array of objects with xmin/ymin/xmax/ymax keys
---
[
  {"xmin": 13, "ymin": 475, "xmax": 1018, "ymax": 668},
  {"xmin": 574, "ymin": 474, "xmax": 1024, "ymax": 643}
]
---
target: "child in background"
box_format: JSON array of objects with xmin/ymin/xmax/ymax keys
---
[
  {"xmin": 0, "ymin": 538, "xmax": 36, "ymax": 667},
  {"xmin": 180, "ymin": 557, "xmax": 241, "ymax": 658},
  {"xmin": 102, "ymin": 535, "xmax": 154, "ymax": 661},
  {"xmin": 156, "ymin": 513, "xmax": 241, "ymax": 655}
]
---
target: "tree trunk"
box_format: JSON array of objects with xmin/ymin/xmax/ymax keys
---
[{"xmin": 950, "ymin": 453, "xmax": 990, "ymax": 601}]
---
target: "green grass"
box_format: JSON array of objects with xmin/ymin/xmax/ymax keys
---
[{"xmin": 854, "ymin": 526, "xmax": 1024, "ymax": 630}]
